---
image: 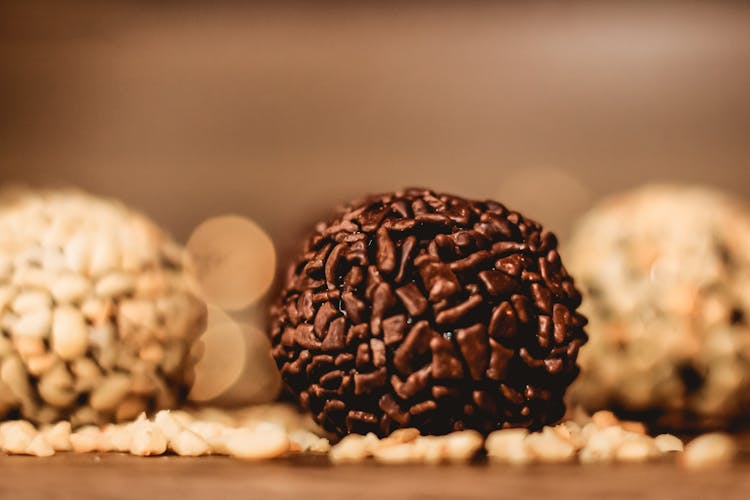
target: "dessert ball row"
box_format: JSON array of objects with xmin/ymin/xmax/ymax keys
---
[{"xmin": 2, "ymin": 184, "xmax": 748, "ymax": 438}]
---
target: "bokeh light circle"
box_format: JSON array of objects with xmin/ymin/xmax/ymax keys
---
[
  {"xmin": 189, "ymin": 305, "xmax": 247, "ymax": 402},
  {"xmin": 186, "ymin": 215, "xmax": 276, "ymax": 311}
]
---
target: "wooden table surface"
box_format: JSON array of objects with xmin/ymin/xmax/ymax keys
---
[{"xmin": 1, "ymin": 440, "xmax": 748, "ymax": 500}]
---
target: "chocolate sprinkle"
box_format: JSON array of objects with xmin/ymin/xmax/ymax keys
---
[{"xmin": 270, "ymin": 188, "xmax": 588, "ymax": 437}]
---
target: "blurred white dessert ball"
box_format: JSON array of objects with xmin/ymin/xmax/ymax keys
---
[
  {"xmin": 566, "ymin": 184, "xmax": 750, "ymax": 428},
  {"xmin": 0, "ymin": 188, "xmax": 206, "ymax": 425}
]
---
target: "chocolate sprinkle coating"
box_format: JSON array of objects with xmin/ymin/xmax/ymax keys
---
[{"xmin": 270, "ymin": 189, "xmax": 588, "ymax": 437}]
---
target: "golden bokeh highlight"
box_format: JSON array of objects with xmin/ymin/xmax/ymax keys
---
[
  {"xmin": 209, "ymin": 322, "xmax": 282, "ymax": 406},
  {"xmin": 186, "ymin": 215, "xmax": 276, "ymax": 311},
  {"xmin": 189, "ymin": 305, "xmax": 247, "ymax": 402}
]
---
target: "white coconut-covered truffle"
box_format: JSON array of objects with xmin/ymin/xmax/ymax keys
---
[
  {"xmin": 0, "ymin": 188, "xmax": 206, "ymax": 426},
  {"xmin": 566, "ymin": 185, "xmax": 750, "ymax": 428}
]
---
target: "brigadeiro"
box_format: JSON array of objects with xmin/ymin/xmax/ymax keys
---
[
  {"xmin": 566, "ymin": 185, "xmax": 750, "ymax": 429},
  {"xmin": 270, "ymin": 188, "xmax": 588, "ymax": 437}
]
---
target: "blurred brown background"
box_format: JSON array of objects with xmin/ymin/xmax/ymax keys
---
[{"xmin": 1, "ymin": 0, "xmax": 749, "ymax": 251}]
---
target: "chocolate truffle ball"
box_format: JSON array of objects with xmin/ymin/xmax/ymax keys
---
[
  {"xmin": 0, "ymin": 188, "xmax": 206, "ymax": 425},
  {"xmin": 567, "ymin": 185, "xmax": 750, "ymax": 429},
  {"xmin": 270, "ymin": 189, "xmax": 588, "ymax": 437}
]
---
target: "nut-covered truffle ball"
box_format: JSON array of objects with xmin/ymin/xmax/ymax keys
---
[
  {"xmin": 0, "ymin": 188, "xmax": 206, "ymax": 425},
  {"xmin": 567, "ymin": 185, "xmax": 750, "ymax": 428},
  {"xmin": 270, "ymin": 189, "xmax": 588, "ymax": 437}
]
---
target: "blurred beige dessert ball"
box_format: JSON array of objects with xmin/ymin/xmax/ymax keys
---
[
  {"xmin": 566, "ymin": 185, "xmax": 750, "ymax": 428},
  {"xmin": 0, "ymin": 188, "xmax": 206, "ymax": 425}
]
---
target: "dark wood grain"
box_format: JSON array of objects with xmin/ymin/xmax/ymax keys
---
[{"xmin": 1, "ymin": 440, "xmax": 749, "ymax": 500}]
